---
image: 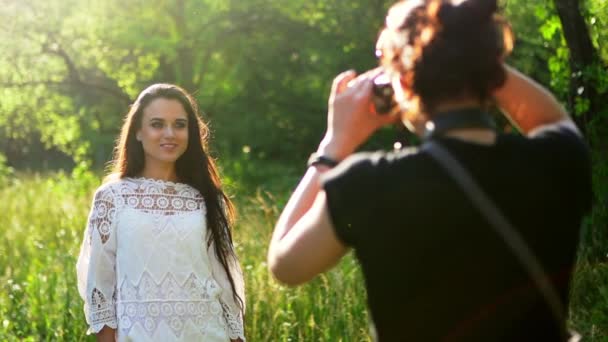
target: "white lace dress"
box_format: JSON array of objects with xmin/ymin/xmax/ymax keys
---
[{"xmin": 76, "ymin": 177, "xmax": 246, "ymax": 341}]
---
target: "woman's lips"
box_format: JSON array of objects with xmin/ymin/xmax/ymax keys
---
[{"xmin": 160, "ymin": 143, "xmax": 178, "ymax": 151}]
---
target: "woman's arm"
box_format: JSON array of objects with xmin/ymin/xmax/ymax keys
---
[
  {"xmin": 207, "ymin": 239, "xmax": 247, "ymax": 341},
  {"xmin": 494, "ymin": 64, "xmax": 572, "ymax": 135},
  {"xmin": 268, "ymin": 69, "xmax": 393, "ymax": 285},
  {"xmin": 76, "ymin": 185, "xmax": 119, "ymax": 338},
  {"xmin": 96, "ymin": 326, "xmax": 117, "ymax": 342}
]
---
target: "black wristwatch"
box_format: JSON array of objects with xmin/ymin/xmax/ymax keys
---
[{"xmin": 307, "ymin": 152, "xmax": 339, "ymax": 168}]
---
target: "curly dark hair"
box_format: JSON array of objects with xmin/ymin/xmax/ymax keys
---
[{"xmin": 377, "ymin": 0, "xmax": 513, "ymax": 117}]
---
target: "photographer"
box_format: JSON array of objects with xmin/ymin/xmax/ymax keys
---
[{"xmin": 267, "ymin": 0, "xmax": 591, "ymax": 341}]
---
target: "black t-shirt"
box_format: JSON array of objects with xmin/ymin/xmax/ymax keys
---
[{"xmin": 322, "ymin": 124, "xmax": 592, "ymax": 341}]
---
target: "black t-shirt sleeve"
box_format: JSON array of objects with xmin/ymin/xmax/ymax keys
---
[
  {"xmin": 528, "ymin": 120, "xmax": 593, "ymax": 213},
  {"xmin": 321, "ymin": 152, "xmax": 387, "ymax": 247}
]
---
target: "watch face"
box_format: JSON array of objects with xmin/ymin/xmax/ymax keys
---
[{"xmin": 308, "ymin": 153, "xmax": 339, "ymax": 168}]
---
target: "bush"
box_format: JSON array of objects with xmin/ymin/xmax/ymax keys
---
[{"xmin": 0, "ymin": 153, "xmax": 14, "ymax": 188}]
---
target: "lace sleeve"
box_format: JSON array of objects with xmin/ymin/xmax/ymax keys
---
[
  {"xmin": 208, "ymin": 240, "xmax": 246, "ymax": 341},
  {"xmin": 76, "ymin": 184, "xmax": 119, "ymax": 334}
]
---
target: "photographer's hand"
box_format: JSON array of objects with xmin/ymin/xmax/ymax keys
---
[{"xmin": 318, "ymin": 69, "xmax": 397, "ymax": 161}]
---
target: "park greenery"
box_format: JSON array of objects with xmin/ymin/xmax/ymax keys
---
[{"xmin": 1, "ymin": 0, "xmax": 607, "ymax": 340}]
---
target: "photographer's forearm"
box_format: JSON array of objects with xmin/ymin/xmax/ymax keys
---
[
  {"xmin": 269, "ymin": 135, "xmax": 356, "ymax": 247},
  {"xmin": 267, "ymin": 166, "xmax": 329, "ymax": 279},
  {"xmin": 494, "ymin": 64, "xmax": 570, "ymax": 134},
  {"xmin": 271, "ymin": 167, "xmax": 326, "ymax": 244}
]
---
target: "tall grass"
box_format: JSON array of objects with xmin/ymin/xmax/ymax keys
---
[
  {"xmin": 0, "ymin": 167, "xmax": 371, "ymax": 341},
  {"xmin": 1, "ymin": 159, "xmax": 606, "ymax": 341},
  {"xmin": 0, "ymin": 174, "xmax": 89, "ymax": 341}
]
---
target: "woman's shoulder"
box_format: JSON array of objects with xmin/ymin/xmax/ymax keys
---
[
  {"xmin": 99, "ymin": 176, "xmax": 202, "ymax": 199},
  {"xmin": 92, "ymin": 174, "xmax": 145, "ymax": 197},
  {"xmin": 91, "ymin": 176, "xmax": 125, "ymax": 199}
]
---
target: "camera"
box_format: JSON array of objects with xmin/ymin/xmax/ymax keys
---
[{"xmin": 372, "ymin": 73, "xmax": 397, "ymax": 115}]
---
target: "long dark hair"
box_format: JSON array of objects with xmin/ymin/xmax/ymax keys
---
[
  {"xmin": 377, "ymin": 0, "xmax": 513, "ymax": 117},
  {"xmin": 107, "ymin": 83, "xmax": 243, "ymax": 310}
]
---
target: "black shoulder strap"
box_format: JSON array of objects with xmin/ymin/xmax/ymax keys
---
[{"xmin": 423, "ymin": 141, "xmax": 577, "ymax": 341}]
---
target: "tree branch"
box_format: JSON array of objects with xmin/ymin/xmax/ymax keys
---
[{"xmin": 0, "ymin": 79, "xmax": 132, "ymax": 104}]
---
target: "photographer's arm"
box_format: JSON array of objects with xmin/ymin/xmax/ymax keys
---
[
  {"xmin": 268, "ymin": 167, "xmax": 346, "ymax": 286},
  {"xmin": 268, "ymin": 70, "xmax": 392, "ymax": 286},
  {"xmin": 494, "ymin": 64, "xmax": 575, "ymax": 135}
]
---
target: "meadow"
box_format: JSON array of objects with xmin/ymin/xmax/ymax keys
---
[
  {"xmin": 0, "ymin": 162, "xmax": 372, "ymax": 342},
  {"xmin": 0, "ymin": 161, "xmax": 606, "ymax": 341}
]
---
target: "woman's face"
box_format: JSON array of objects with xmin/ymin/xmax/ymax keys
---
[{"xmin": 136, "ymin": 97, "xmax": 189, "ymax": 167}]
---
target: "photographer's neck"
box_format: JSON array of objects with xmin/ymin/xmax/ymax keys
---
[
  {"xmin": 432, "ymin": 98, "xmax": 481, "ymax": 114},
  {"xmin": 425, "ymin": 100, "xmax": 497, "ymax": 145},
  {"xmin": 442, "ymin": 129, "xmax": 497, "ymax": 145}
]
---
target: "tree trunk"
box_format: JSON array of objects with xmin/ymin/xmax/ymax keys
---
[
  {"xmin": 553, "ymin": 0, "xmax": 602, "ymax": 136},
  {"xmin": 173, "ymin": 0, "xmax": 195, "ymax": 92},
  {"xmin": 554, "ymin": 0, "xmax": 608, "ymax": 265}
]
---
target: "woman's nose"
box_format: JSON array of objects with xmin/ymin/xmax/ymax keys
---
[{"xmin": 164, "ymin": 126, "xmax": 175, "ymax": 137}]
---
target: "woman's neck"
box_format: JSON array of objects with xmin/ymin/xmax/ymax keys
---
[{"xmin": 140, "ymin": 161, "xmax": 178, "ymax": 182}]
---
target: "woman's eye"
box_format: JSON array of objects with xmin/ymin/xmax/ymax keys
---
[
  {"xmin": 175, "ymin": 122, "xmax": 187, "ymax": 129},
  {"xmin": 151, "ymin": 122, "xmax": 163, "ymax": 128}
]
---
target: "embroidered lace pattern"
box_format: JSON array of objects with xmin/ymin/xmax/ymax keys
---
[
  {"xmin": 89, "ymin": 185, "xmax": 117, "ymax": 244},
  {"xmin": 220, "ymin": 301, "xmax": 246, "ymax": 339},
  {"xmin": 117, "ymin": 272, "xmax": 227, "ymax": 338},
  {"xmin": 115, "ymin": 178, "xmax": 204, "ymax": 216},
  {"xmin": 89, "ymin": 288, "xmax": 118, "ymax": 332},
  {"xmin": 77, "ymin": 177, "xmax": 246, "ymax": 341}
]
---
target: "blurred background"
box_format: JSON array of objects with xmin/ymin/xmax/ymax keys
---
[{"xmin": 0, "ymin": 0, "xmax": 607, "ymax": 340}]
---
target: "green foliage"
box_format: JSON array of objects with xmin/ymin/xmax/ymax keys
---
[
  {"xmin": 0, "ymin": 0, "xmax": 395, "ymax": 166},
  {"xmin": 569, "ymin": 261, "xmax": 608, "ymax": 340},
  {"xmin": 1, "ymin": 0, "xmax": 606, "ymax": 163},
  {"xmin": 0, "ymin": 153, "xmax": 14, "ymax": 187},
  {"xmin": 586, "ymin": 0, "xmax": 608, "ymax": 61},
  {"xmin": 577, "ymin": 136, "xmax": 608, "ymax": 264}
]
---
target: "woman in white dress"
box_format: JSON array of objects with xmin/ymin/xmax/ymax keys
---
[{"xmin": 76, "ymin": 84, "xmax": 246, "ymax": 342}]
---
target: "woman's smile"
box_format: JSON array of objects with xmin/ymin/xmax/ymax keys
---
[{"xmin": 160, "ymin": 142, "xmax": 179, "ymax": 151}]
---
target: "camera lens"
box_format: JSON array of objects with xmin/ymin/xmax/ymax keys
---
[{"xmin": 372, "ymin": 73, "xmax": 396, "ymax": 115}]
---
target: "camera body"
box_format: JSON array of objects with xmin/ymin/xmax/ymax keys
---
[{"xmin": 372, "ymin": 73, "xmax": 397, "ymax": 115}]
